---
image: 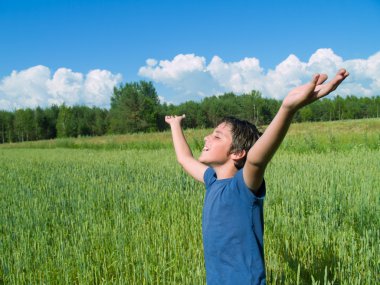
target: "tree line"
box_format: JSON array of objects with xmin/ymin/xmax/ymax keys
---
[{"xmin": 0, "ymin": 80, "xmax": 379, "ymax": 143}]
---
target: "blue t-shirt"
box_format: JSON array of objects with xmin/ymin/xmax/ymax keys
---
[{"xmin": 203, "ymin": 167, "xmax": 266, "ymax": 285}]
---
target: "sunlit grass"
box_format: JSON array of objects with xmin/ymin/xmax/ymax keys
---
[
  {"xmin": 1, "ymin": 118, "xmax": 379, "ymax": 153},
  {"xmin": 0, "ymin": 118, "xmax": 379, "ymax": 284}
]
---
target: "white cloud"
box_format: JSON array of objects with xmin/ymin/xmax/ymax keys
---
[
  {"xmin": 344, "ymin": 51, "xmax": 380, "ymax": 94},
  {"xmin": 263, "ymin": 54, "xmax": 307, "ymax": 99},
  {"xmin": 1, "ymin": 49, "xmax": 379, "ymax": 111},
  {"xmin": 207, "ymin": 56, "xmax": 264, "ymax": 94},
  {"xmin": 0, "ymin": 66, "xmax": 51, "ymax": 110},
  {"xmin": 139, "ymin": 54, "xmax": 221, "ymax": 102},
  {"xmin": 307, "ymin": 48, "xmax": 344, "ymax": 73},
  {"xmin": 146, "ymin": 58, "xmax": 158, "ymax": 66},
  {"xmin": 139, "ymin": 54, "xmax": 206, "ymax": 82},
  {"xmin": 46, "ymin": 68, "xmax": 84, "ymax": 106},
  {"xmin": 139, "ymin": 48, "xmax": 380, "ymax": 103},
  {"xmin": 83, "ymin": 69, "xmax": 122, "ymax": 107},
  {"xmin": 0, "ymin": 66, "xmax": 122, "ymax": 110}
]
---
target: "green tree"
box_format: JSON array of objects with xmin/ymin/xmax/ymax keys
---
[
  {"xmin": 73, "ymin": 106, "xmax": 93, "ymax": 136},
  {"xmin": 298, "ymin": 106, "xmax": 314, "ymax": 122},
  {"xmin": 0, "ymin": 111, "xmax": 14, "ymax": 143},
  {"xmin": 44, "ymin": 105, "xmax": 59, "ymax": 139},
  {"xmin": 14, "ymin": 108, "xmax": 35, "ymax": 141},
  {"xmin": 56, "ymin": 105, "xmax": 76, "ymax": 138},
  {"xmin": 239, "ymin": 91, "xmax": 263, "ymax": 124},
  {"xmin": 173, "ymin": 101, "xmax": 206, "ymax": 128},
  {"xmin": 34, "ymin": 107, "xmax": 50, "ymax": 140},
  {"xmin": 92, "ymin": 107, "xmax": 109, "ymax": 136},
  {"xmin": 109, "ymin": 81, "xmax": 160, "ymax": 133}
]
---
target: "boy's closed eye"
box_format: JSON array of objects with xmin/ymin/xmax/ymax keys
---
[{"xmin": 213, "ymin": 131, "xmax": 225, "ymax": 139}]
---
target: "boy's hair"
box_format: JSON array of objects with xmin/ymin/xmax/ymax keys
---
[{"xmin": 218, "ymin": 116, "xmax": 262, "ymax": 170}]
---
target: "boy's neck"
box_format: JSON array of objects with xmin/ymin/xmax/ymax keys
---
[{"xmin": 213, "ymin": 163, "xmax": 238, "ymax": 180}]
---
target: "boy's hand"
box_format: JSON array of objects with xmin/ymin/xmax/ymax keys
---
[
  {"xmin": 244, "ymin": 69, "xmax": 348, "ymax": 193},
  {"xmin": 165, "ymin": 113, "xmax": 207, "ymax": 183},
  {"xmin": 282, "ymin": 68, "xmax": 349, "ymax": 113},
  {"xmin": 165, "ymin": 114, "xmax": 186, "ymax": 125}
]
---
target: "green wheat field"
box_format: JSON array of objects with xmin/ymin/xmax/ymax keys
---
[{"xmin": 1, "ymin": 119, "xmax": 379, "ymax": 284}]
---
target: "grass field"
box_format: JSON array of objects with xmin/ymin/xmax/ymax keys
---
[{"xmin": 0, "ymin": 119, "xmax": 379, "ymax": 284}]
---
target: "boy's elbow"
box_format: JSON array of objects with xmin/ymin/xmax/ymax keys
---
[
  {"xmin": 176, "ymin": 156, "xmax": 188, "ymax": 167},
  {"xmin": 246, "ymin": 158, "xmax": 267, "ymax": 169},
  {"xmin": 246, "ymin": 151, "xmax": 271, "ymax": 169},
  {"xmin": 177, "ymin": 155, "xmax": 193, "ymax": 168},
  {"xmin": 177, "ymin": 157, "xmax": 185, "ymax": 166}
]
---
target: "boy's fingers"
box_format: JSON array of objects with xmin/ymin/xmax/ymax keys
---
[
  {"xmin": 316, "ymin": 74, "xmax": 328, "ymax": 85},
  {"xmin": 337, "ymin": 68, "xmax": 349, "ymax": 77},
  {"xmin": 318, "ymin": 69, "xmax": 349, "ymax": 96},
  {"xmin": 303, "ymin": 74, "xmax": 320, "ymax": 95},
  {"xmin": 311, "ymin": 74, "xmax": 320, "ymax": 85},
  {"xmin": 165, "ymin": 115, "xmax": 185, "ymax": 120}
]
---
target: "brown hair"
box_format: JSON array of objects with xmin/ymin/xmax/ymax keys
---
[{"xmin": 218, "ymin": 116, "xmax": 262, "ymax": 169}]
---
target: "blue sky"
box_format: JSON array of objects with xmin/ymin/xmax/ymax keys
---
[{"xmin": 1, "ymin": 0, "xmax": 380, "ymax": 110}]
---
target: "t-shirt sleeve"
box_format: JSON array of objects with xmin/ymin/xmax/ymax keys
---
[
  {"xmin": 203, "ymin": 167, "xmax": 216, "ymax": 188},
  {"xmin": 235, "ymin": 169, "xmax": 266, "ymax": 202}
]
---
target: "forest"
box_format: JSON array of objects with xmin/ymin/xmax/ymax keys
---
[{"xmin": 0, "ymin": 80, "xmax": 379, "ymax": 143}]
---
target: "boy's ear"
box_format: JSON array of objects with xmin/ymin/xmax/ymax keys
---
[{"xmin": 230, "ymin": 149, "xmax": 246, "ymax": 161}]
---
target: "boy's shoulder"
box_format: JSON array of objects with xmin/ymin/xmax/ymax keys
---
[
  {"xmin": 204, "ymin": 167, "xmax": 246, "ymax": 180},
  {"xmin": 203, "ymin": 167, "xmax": 216, "ymax": 187},
  {"xmin": 203, "ymin": 167, "xmax": 243, "ymax": 187},
  {"xmin": 204, "ymin": 166, "xmax": 265, "ymax": 204}
]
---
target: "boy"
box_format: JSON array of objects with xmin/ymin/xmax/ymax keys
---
[{"xmin": 165, "ymin": 69, "xmax": 349, "ymax": 285}]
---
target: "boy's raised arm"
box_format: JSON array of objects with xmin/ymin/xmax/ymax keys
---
[
  {"xmin": 165, "ymin": 115, "xmax": 208, "ymax": 183},
  {"xmin": 243, "ymin": 69, "xmax": 349, "ymax": 193}
]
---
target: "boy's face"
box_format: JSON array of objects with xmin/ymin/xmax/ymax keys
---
[{"xmin": 199, "ymin": 122, "xmax": 233, "ymax": 166}]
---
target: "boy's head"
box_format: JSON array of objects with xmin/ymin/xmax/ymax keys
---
[
  {"xmin": 199, "ymin": 116, "xmax": 262, "ymax": 170},
  {"xmin": 220, "ymin": 117, "xmax": 262, "ymax": 169}
]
